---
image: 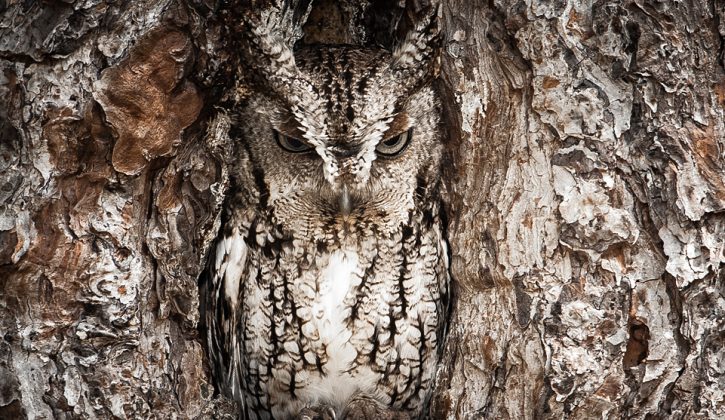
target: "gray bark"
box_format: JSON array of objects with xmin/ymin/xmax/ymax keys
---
[{"xmin": 1, "ymin": 0, "xmax": 723, "ymax": 419}]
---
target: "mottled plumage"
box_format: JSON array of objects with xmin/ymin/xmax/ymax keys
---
[{"xmin": 202, "ymin": 3, "xmax": 449, "ymax": 419}]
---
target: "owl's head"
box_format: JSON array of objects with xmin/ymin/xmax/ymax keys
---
[{"xmin": 236, "ymin": 5, "xmax": 443, "ymax": 235}]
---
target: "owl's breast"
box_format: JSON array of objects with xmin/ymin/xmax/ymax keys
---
[
  {"xmin": 237, "ymin": 220, "xmax": 448, "ymax": 419},
  {"xmin": 294, "ymin": 249, "xmax": 373, "ymax": 409}
]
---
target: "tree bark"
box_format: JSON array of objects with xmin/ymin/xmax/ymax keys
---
[{"xmin": 1, "ymin": 0, "xmax": 723, "ymax": 419}]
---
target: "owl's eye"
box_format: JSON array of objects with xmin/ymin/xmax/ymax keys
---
[
  {"xmin": 274, "ymin": 130, "xmax": 313, "ymax": 153},
  {"xmin": 375, "ymin": 128, "xmax": 413, "ymax": 157}
]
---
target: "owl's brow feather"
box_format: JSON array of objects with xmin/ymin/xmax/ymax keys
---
[{"xmin": 298, "ymin": 109, "xmax": 405, "ymax": 149}]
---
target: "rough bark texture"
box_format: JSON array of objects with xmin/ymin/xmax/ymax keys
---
[
  {"xmin": 431, "ymin": 1, "xmax": 725, "ymax": 418},
  {"xmin": 1, "ymin": 0, "xmax": 723, "ymax": 419}
]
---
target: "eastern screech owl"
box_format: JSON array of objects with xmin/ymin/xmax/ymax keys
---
[{"xmin": 202, "ymin": 4, "xmax": 450, "ymax": 419}]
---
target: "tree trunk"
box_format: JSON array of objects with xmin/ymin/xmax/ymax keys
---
[{"xmin": 1, "ymin": 0, "xmax": 723, "ymax": 419}]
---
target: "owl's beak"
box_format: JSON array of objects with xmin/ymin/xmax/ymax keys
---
[{"xmin": 339, "ymin": 185, "xmax": 352, "ymax": 216}]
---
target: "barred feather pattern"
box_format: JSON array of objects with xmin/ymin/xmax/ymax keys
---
[
  {"xmin": 203, "ymin": 43, "xmax": 449, "ymax": 419},
  {"xmin": 207, "ymin": 197, "xmax": 449, "ymax": 419}
]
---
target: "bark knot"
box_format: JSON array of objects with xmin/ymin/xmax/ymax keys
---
[{"xmin": 94, "ymin": 28, "xmax": 203, "ymax": 176}]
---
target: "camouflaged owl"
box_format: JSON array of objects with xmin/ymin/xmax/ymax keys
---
[{"xmin": 201, "ymin": 2, "xmax": 450, "ymax": 418}]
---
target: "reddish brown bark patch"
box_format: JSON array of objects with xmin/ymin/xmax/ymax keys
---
[
  {"xmin": 542, "ymin": 76, "xmax": 560, "ymax": 89},
  {"xmin": 9, "ymin": 103, "xmax": 116, "ymax": 320},
  {"xmin": 689, "ymin": 122, "xmax": 725, "ymax": 202},
  {"xmin": 623, "ymin": 318, "xmax": 650, "ymax": 368},
  {"xmin": 44, "ymin": 107, "xmax": 84, "ymax": 175},
  {"xmin": 94, "ymin": 28, "xmax": 203, "ymax": 176},
  {"xmin": 44, "ymin": 103, "xmax": 113, "ymax": 177},
  {"xmin": 0, "ymin": 230, "xmax": 18, "ymax": 266}
]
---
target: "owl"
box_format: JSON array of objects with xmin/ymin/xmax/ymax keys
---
[{"xmin": 201, "ymin": 3, "xmax": 450, "ymax": 419}]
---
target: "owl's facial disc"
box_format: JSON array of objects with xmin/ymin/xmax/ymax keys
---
[
  {"xmin": 270, "ymin": 125, "xmax": 416, "ymax": 217},
  {"xmin": 240, "ymin": 46, "xmax": 442, "ymax": 234}
]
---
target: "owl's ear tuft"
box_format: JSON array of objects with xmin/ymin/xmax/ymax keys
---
[
  {"xmin": 390, "ymin": 0, "xmax": 442, "ymax": 91},
  {"xmin": 233, "ymin": 1, "xmax": 325, "ymax": 136},
  {"xmin": 239, "ymin": 1, "xmax": 311, "ymax": 84}
]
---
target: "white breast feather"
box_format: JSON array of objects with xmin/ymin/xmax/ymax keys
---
[
  {"xmin": 303, "ymin": 249, "xmax": 377, "ymax": 409},
  {"xmin": 222, "ymin": 229, "xmax": 247, "ymax": 306}
]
